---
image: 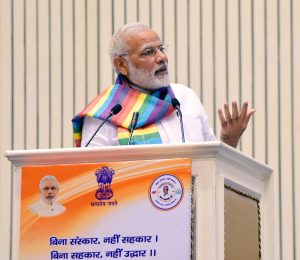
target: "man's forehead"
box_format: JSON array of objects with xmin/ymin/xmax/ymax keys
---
[{"xmin": 42, "ymin": 179, "xmax": 57, "ymax": 187}]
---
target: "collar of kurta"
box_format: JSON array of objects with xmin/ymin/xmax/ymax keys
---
[{"xmin": 72, "ymin": 74, "xmax": 175, "ymax": 147}]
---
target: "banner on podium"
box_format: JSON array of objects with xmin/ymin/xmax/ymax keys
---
[{"xmin": 19, "ymin": 158, "xmax": 192, "ymax": 259}]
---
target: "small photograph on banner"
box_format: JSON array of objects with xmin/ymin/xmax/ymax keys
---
[{"xmin": 19, "ymin": 158, "xmax": 192, "ymax": 260}]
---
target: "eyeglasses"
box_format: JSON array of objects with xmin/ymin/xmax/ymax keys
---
[{"xmin": 120, "ymin": 44, "xmax": 169, "ymax": 58}]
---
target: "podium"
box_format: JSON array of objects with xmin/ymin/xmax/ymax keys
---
[{"xmin": 5, "ymin": 141, "xmax": 274, "ymax": 260}]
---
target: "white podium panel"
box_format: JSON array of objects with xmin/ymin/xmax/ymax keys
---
[{"xmin": 5, "ymin": 141, "xmax": 274, "ymax": 260}]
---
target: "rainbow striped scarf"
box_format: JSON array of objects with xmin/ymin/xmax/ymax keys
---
[{"xmin": 72, "ymin": 74, "xmax": 175, "ymax": 147}]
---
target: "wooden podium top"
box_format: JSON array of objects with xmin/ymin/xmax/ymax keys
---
[{"xmin": 5, "ymin": 141, "xmax": 272, "ymax": 180}]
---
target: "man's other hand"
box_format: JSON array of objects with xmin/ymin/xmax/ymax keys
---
[{"xmin": 218, "ymin": 101, "xmax": 255, "ymax": 148}]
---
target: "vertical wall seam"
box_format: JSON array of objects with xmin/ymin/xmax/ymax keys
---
[
  {"xmin": 36, "ymin": 0, "xmax": 40, "ymax": 148},
  {"xmin": 49, "ymin": 0, "xmax": 52, "ymax": 148},
  {"xmin": 24, "ymin": 0, "xmax": 27, "ymax": 149},
  {"xmin": 137, "ymin": 0, "xmax": 139, "ymax": 22},
  {"xmin": 200, "ymin": 0, "xmax": 203, "ymax": 101},
  {"xmin": 251, "ymin": 0, "xmax": 255, "ymax": 158},
  {"xmin": 290, "ymin": 0, "xmax": 296, "ymax": 258},
  {"xmin": 277, "ymin": 0, "xmax": 283, "ymax": 258},
  {"xmin": 112, "ymin": 0, "xmax": 115, "ymax": 34},
  {"xmin": 97, "ymin": 0, "xmax": 100, "ymax": 93},
  {"xmin": 72, "ymin": 0, "xmax": 76, "ymax": 115},
  {"xmin": 238, "ymin": 0, "xmax": 242, "ymax": 107},
  {"xmin": 85, "ymin": 0, "xmax": 88, "ymax": 105},
  {"xmin": 60, "ymin": 0, "xmax": 64, "ymax": 148},
  {"xmin": 11, "ymin": 0, "xmax": 14, "ymax": 151},
  {"xmin": 212, "ymin": 0, "xmax": 216, "ymax": 132},
  {"xmin": 238, "ymin": 0, "xmax": 242, "ymax": 151},
  {"xmin": 225, "ymin": 0, "xmax": 228, "ymax": 102},
  {"xmin": 162, "ymin": 0, "xmax": 165, "ymax": 42},
  {"xmin": 149, "ymin": 0, "xmax": 152, "ymax": 28},
  {"xmin": 125, "ymin": 0, "xmax": 127, "ymax": 24},
  {"xmin": 238, "ymin": 0, "xmax": 242, "ymax": 157},
  {"xmin": 264, "ymin": 0, "xmax": 268, "ymax": 164},
  {"xmin": 10, "ymin": 1, "xmax": 15, "ymax": 258},
  {"xmin": 174, "ymin": 0, "xmax": 178, "ymax": 83},
  {"xmin": 187, "ymin": 0, "xmax": 190, "ymax": 89},
  {"xmin": 111, "ymin": 0, "xmax": 115, "ymax": 83}
]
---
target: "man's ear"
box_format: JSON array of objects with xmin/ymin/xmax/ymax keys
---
[{"xmin": 113, "ymin": 57, "xmax": 129, "ymax": 77}]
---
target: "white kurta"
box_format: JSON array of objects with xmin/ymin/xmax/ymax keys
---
[
  {"xmin": 81, "ymin": 83, "xmax": 217, "ymax": 147},
  {"xmin": 29, "ymin": 199, "xmax": 66, "ymax": 217}
]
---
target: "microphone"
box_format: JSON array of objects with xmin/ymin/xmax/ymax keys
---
[
  {"xmin": 171, "ymin": 98, "xmax": 185, "ymax": 143},
  {"xmin": 128, "ymin": 112, "xmax": 139, "ymax": 145},
  {"xmin": 85, "ymin": 104, "xmax": 122, "ymax": 147}
]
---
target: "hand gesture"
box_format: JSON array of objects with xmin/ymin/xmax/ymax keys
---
[{"xmin": 218, "ymin": 101, "xmax": 255, "ymax": 148}]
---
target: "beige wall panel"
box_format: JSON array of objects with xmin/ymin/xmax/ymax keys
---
[
  {"xmin": 62, "ymin": 0, "xmax": 75, "ymax": 148},
  {"xmin": 0, "ymin": 0, "xmax": 13, "ymax": 259},
  {"xmin": 13, "ymin": 0, "xmax": 25, "ymax": 150},
  {"xmin": 239, "ymin": 0, "xmax": 254, "ymax": 156},
  {"xmin": 175, "ymin": 0, "xmax": 188, "ymax": 87},
  {"xmin": 214, "ymin": 0, "xmax": 227, "ymax": 140},
  {"xmin": 279, "ymin": 0, "xmax": 294, "ymax": 259},
  {"xmin": 293, "ymin": 0, "xmax": 300, "ymax": 257},
  {"xmin": 87, "ymin": 0, "xmax": 99, "ymax": 102},
  {"xmin": 201, "ymin": 0, "xmax": 214, "ymax": 126},
  {"xmin": 227, "ymin": 0, "xmax": 240, "ymax": 102},
  {"xmin": 74, "ymin": 0, "xmax": 86, "ymax": 114},
  {"xmin": 50, "ymin": 0, "xmax": 62, "ymax": 148},
  {"xmin": 25, "ymin": 0, "xmax": 38, "ymax": 149},
  {"xmin": 138, "ymin": 0, "xmax": 150, "ymax": 25},
  {"xmin": 99, "ymin": 0, "xmax": 113, "ymax": 90},
  {"xmin": 150, "ymin": 0, "xmax": 162, "ymax": 37},
  {"xmin": 125, "ymin": 0, "xmax": 138, "ymax": 24},
  {"xmin": 266, "ymin": 0, "xmax": 280, "ymax": 258},
  {"xmin": 1, "ymin": 0, "xmax": 300, "ymax": 258},
  {"xmin": 38, "ymin": 0, "xmax": 50, "ymax": 148},
  {"xmin": 163, "ymin": 0, "xmax": 176, "ymax": 84},
  {"xmin": 253, "ymin": 0, "xmax": 266, "ymax": 162},
  {"xmin": 189, "ymin": 0, "xmax": 201, "ymax": 97},
  {"xmin": 113, "ymin": 0, "xmax": 125, "ymax": 33}
]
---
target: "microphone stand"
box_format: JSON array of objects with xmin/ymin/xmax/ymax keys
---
[
  {"xmin": 85, "ymin": 113, "xmax": 113, "ymax": 147},
  {"xmin": 171, "ymin": 98, "xmax": 185, "ymax": 143},
  {"xmin": 176, "ymin": 109, "xmax": 185, "ymax": 143},
  {"xmin": 128, "ymin": 112, "xmax": 139, "ymax": 145}
]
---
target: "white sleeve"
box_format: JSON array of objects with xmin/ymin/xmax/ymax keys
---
[{"xmin": 171, "ymin": 84, "xmax": 217, "ymax": 142}]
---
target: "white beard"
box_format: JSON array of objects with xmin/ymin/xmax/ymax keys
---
[
  {"xmin": 127, "ymin": 61, "xmax": 170, "ymax": 90},
  {"xmin": 42, "ymin": 195, "xmax": 56, "ymax": 204}
]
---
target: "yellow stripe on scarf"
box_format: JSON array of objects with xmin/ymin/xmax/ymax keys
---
[
  {"xmin": 87, "ymin": 85, "xmax": 114, "ymax": 117},
  {"xmin": 122, "ymin": 93, "xmax": 147, "ymax": 127}
]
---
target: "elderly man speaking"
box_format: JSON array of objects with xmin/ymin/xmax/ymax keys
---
[
  {"xmin": 30, "ymin": 175, "xmax": 66, "ymax": 217},
  {"xmin": 72, "ymin": 23, "xmax": 254, "ymax": 148}
]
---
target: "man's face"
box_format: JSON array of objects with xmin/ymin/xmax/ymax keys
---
[
  {"xmin": 163, "ymin": 185, "xmax": 169, "ymax": 195},
  {"xmin": 40, "ymin": 180, "xmax": 58, "ymax": 204},
  {"xmin": 122, "ymin": 28, "xmax": 169, "ymax": 90}
]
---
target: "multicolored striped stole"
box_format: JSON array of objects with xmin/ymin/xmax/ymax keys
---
[{"xmin": 72, "ymin": 74, "xmax": 175, "ymax": 147}]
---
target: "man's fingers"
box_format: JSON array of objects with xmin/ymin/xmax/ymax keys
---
[
  {"xmin": 240, "ymin": 101, "xmax": 248, "ymax": 121},
  {"xmin": 219, "ymin": 101, "xmax": 254, "ymax": 129},
  {"xmin": 244, "ymin": 109, "xmax": 256, "ymax": 125},
  {"xmin": 218, "ymin": 109, "xmax": 227, "ymax": 127},
  {"xmin": 231, "ymin": 101, "xmax": 239, "ymax": 120},
  {"xmin": 224, "ymin": 103, "xmax": 232, "ymax": 123}
]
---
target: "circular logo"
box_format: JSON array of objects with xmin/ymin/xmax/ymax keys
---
[{"xmin": 149, "ymin": 174, "xmax": 184, "ymax": 211}]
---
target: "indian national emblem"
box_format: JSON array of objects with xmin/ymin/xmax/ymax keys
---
[{"xmin": 95, "ymin": 166, "xmax": 115, "ymax": 200}]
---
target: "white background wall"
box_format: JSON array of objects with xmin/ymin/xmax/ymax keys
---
[{"xmin": 0, "ymin": 0, "xmax": 299, "ymax": 259}]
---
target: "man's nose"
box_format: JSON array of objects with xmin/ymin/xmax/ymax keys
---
[{"xmin": 155, "ymin": 49, "xmax": 168, "ymax": 63}]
